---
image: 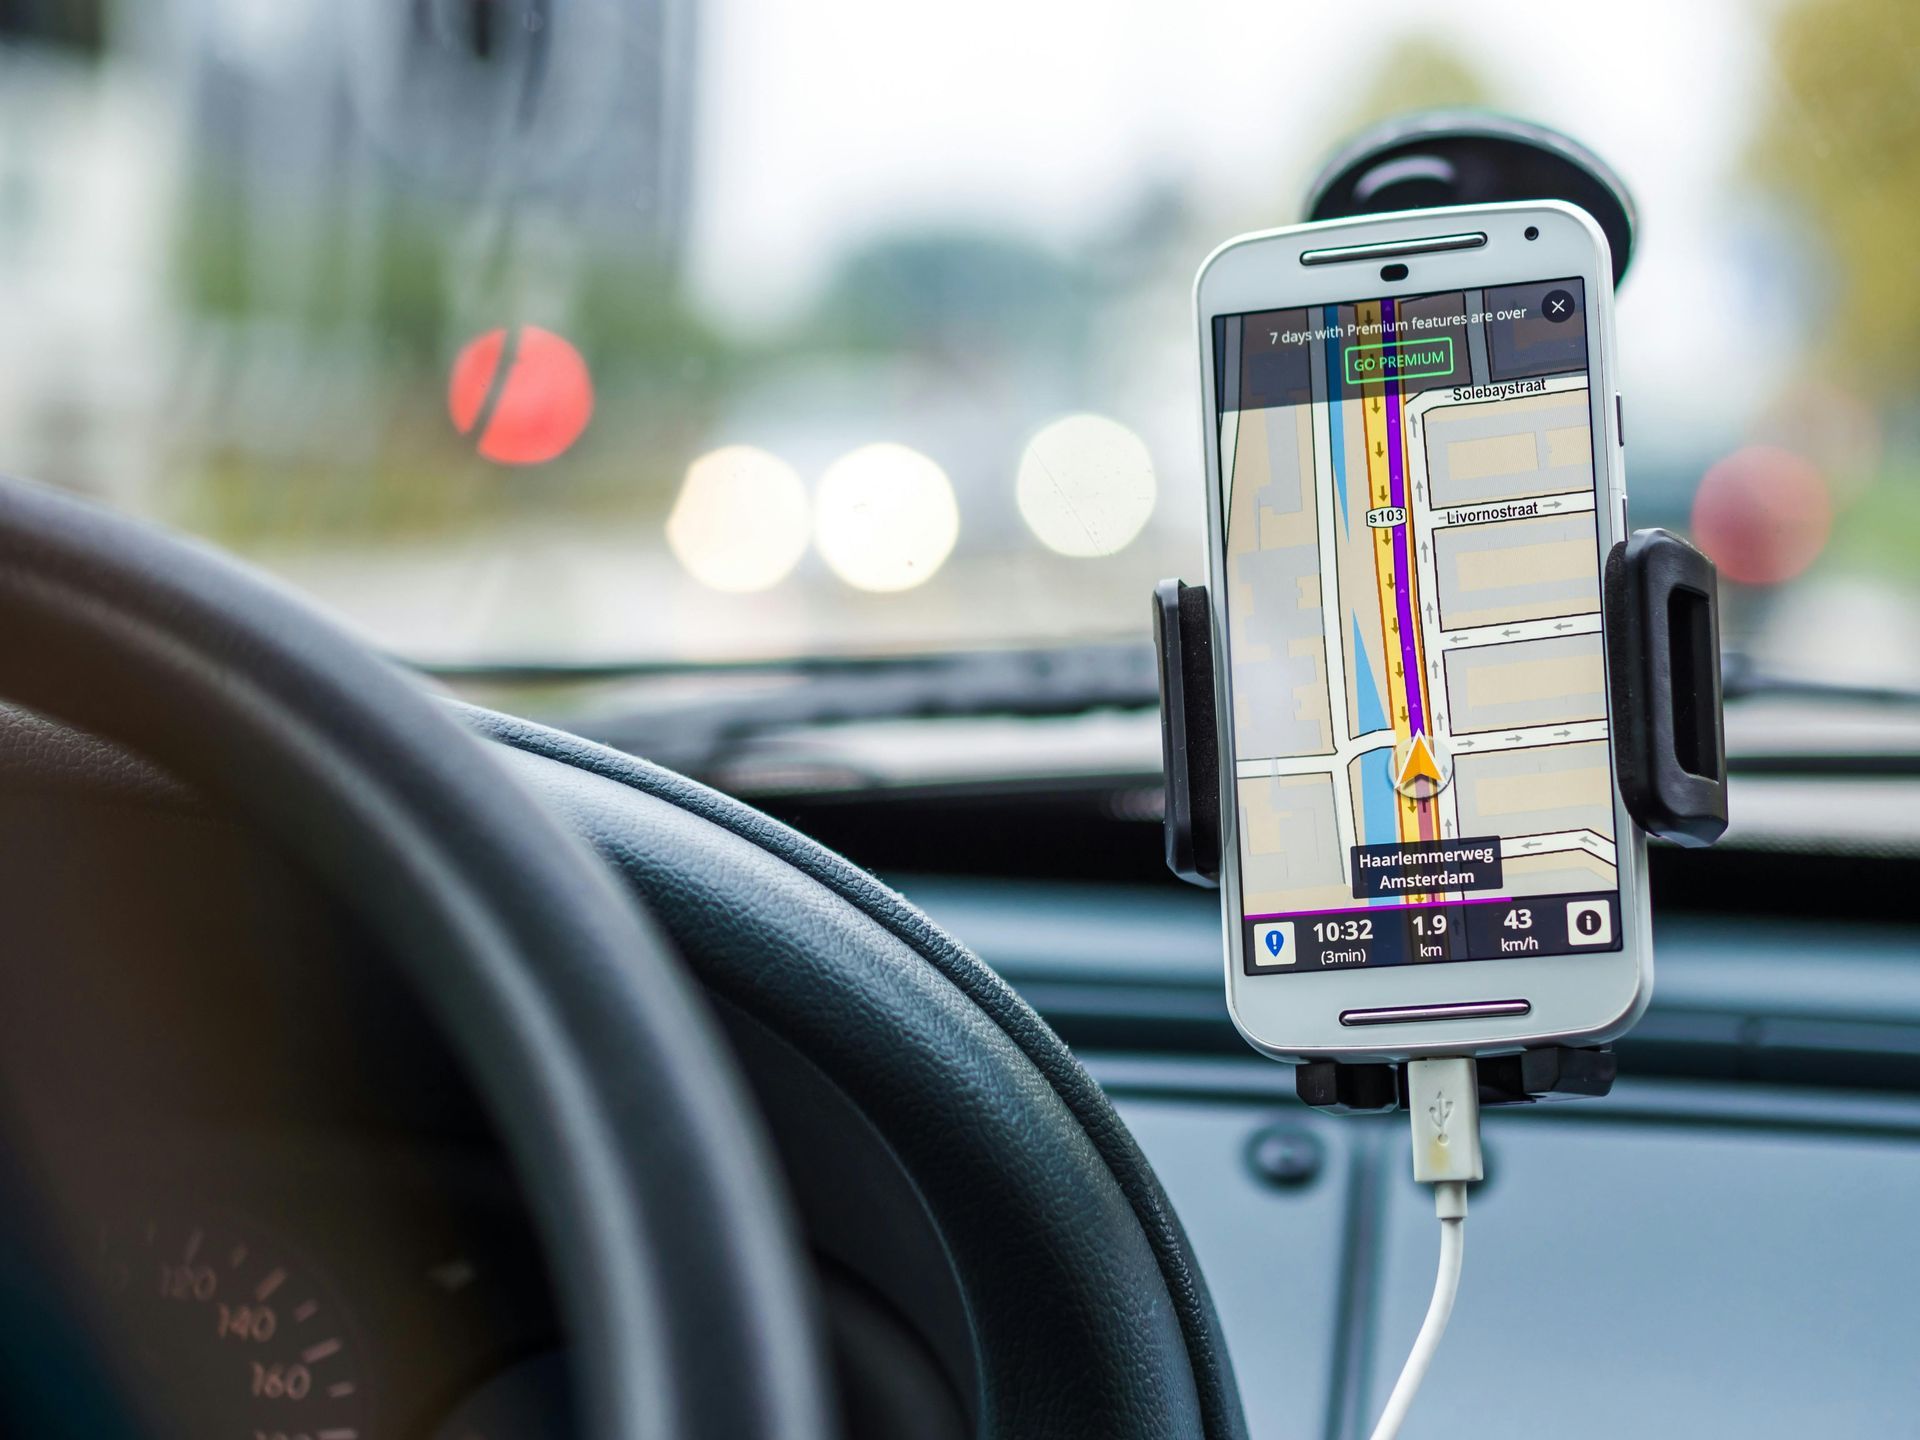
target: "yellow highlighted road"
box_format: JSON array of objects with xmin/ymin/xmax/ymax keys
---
[{"xmin": 1356, "ymin": 301, "xmax": 1423, "ymax": 844}]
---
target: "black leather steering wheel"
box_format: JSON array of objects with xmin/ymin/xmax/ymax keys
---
[
  {"xmin": 459, "ymin": 722, "xmax": 1251, "ymax": 1440},
  {"xmin": 0, "ymin": 476, "xmax": 1251, "ymax": 1440},
  {"xmin": 0, "ymin": 477, "xmax": 832, "ymax": 1440}
]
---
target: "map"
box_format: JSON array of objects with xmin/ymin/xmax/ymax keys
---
[{"xmin": 1215, "ymin": 278, "xmax": 1623, "ymax": 971}]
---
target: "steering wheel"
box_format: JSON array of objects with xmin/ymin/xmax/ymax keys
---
[
  {"xmin": 0, "ymin": 476, "xmax": 1249, "ymax": 1440},
  {"xmin": 0, "ymin": 477, "xmax": 830, "ymax": 1440}
]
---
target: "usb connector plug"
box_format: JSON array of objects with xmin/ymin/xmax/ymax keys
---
[{"xmin": 1406, "ymin": 1055, "xmax": 1483, "ymax": 1217}]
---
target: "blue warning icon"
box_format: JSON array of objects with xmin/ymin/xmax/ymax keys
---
[{"xmin": 1252, "ymin": 920, "xmax": 1297, "ymax": 967}]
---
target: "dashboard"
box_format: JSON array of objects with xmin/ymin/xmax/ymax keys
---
[
  {"xmin": 74, "ymin": 1139, "xmax": 568, "ymax": 1440},
  {"xmin": 897, "ymin": 871, "xmax": 1920, "ymax": 1439},
  {"xmin": 0, "ymin": 791, "xmax": 570, "ymax": 1440},
  {"xmin": 5, "ymin": 713, "xmax": 1920, "ymax": 1440}
]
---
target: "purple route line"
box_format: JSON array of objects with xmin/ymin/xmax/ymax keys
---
[
  {"xmin": 1380, "ymin": 297, "xmax": 1426, "ymax": 738},
  {"xmin": 1247, "ymin": 895, "xmax": 1515, "ymax": 923}
]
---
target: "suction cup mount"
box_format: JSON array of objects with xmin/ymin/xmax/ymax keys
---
[{"xmin": 1302, "ymin": 110, "xmax": 1638, "ymax": 288}]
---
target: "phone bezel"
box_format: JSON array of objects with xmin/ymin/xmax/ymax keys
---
[{"xmin": 1194, "ymin": 200, "xmax": 1651, "ymax": 1062}]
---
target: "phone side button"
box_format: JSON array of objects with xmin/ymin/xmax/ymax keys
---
[{"xmin": 1339, "ymin": 999, "xmax": 1531, "ymax": 1027}]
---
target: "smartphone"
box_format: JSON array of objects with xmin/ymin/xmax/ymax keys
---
[{"xmin": 1194, "ymin": 201, "xmax": 1651, "ymax": 1061}]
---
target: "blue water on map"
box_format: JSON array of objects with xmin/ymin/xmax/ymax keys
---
[
  {"xmin": 1358, "ymin": 747, "xmax": 1400, "ymax": 852},
  {"xmin": 1324, "ymin": 305, "xmax": 1348, "ymax": 525},
  {"xmin": 1352, "ymin": 620, "xmax": 1389, "ymax": 735}
]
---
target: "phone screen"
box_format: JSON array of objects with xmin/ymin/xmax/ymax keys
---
[{"xmin": 1213, "ymin": 277, "xmax": 1624, "ymax": 976}]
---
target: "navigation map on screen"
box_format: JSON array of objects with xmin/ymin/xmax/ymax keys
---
[{"xmin": 1214, "ymin": 279, "xmax": 1624, "ymax": 975}]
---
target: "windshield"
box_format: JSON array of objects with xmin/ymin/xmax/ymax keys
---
[{"xmin": 4, "ymin": 0, "xmax": 1911, "ymax": 674}]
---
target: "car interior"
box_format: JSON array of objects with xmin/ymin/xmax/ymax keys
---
[{"xmin": 1, "ymin": 3, "xmax": 1917, "ymax": 1439}]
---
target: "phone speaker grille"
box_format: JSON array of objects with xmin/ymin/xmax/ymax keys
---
[{"xmin": 1300, "ymin": 232, "xmax": 1487, "ymax": 266}]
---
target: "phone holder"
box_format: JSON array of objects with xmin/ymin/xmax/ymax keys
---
[
  {"xmin": 1154, "ymin": 528, "xmax": 1727, "ymax": 883},
  {"xmin": 1169, "ymin": 114, "xmax": 1706, "ymax": 1114},
  {"xmin": 1156, "ymin": 530, "xmax": 1729, "ymax": 1112}
]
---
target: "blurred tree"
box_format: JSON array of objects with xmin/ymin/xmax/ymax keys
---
[
  {"xmin": 809, "ymin": 231, "xmax": 1091, "ymax": 362},
  {"xmin": 1753, "ymin": 0, "xmax": 1920, "ymax": 398},
  {"xmin": 1340, "ymin": 34, "xmax": 1492, "ymax": 133},
  {"xmin": 1261, "ymin": 32, "xmax": 1494, "ymax": 237}
]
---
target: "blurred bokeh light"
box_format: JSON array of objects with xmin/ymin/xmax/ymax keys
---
[
  {"xmin": 1690, "ymin": 446, "xmax": 1833, "ymax": 588},
  {"xmin": 813, "ymin": 443, "xmax": 959, "ymax": 592},
  {"xmin": 448, "ymin": 327, "xmax": 595, "ymax": 466},
  {"xmin": 1016, "ymin": 414, "xmax": 1157, "ymax": 558},
  {"xmin": 666, "ymin": 445, "xmax": 810, "ymax": 592}
]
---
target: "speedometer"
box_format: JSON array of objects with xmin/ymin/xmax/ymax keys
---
[{"xmin": 97, "ymin": 1214, "xmax": 371, "ymax": 1440}]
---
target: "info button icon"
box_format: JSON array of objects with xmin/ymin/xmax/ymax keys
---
[
  {"xmin": 1253, "ymin": 921, "xmax": 1297, "ymax": 967},
  {"xmin": 1565, "ymin": 899, "xmax": 1613, "ymax": 947}
]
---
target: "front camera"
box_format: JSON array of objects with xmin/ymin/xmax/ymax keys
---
[{"xmin": 1524, "ymin": 225, "xmax": 1540, "ymax": 241}]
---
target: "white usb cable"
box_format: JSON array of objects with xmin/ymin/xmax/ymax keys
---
[{"xmin": 1366, "ymin": 1057, "xmax": 1483, "ymax": 1440}]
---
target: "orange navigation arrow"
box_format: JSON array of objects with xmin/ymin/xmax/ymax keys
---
[{"xmin": 1397, "ymin": 731, "xmax": 1444, "ymax": 790}]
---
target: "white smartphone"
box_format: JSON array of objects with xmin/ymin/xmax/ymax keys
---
[{"xmin": 1194, "ymin": 201, "xmax": 1651, "ymax": 1062}]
